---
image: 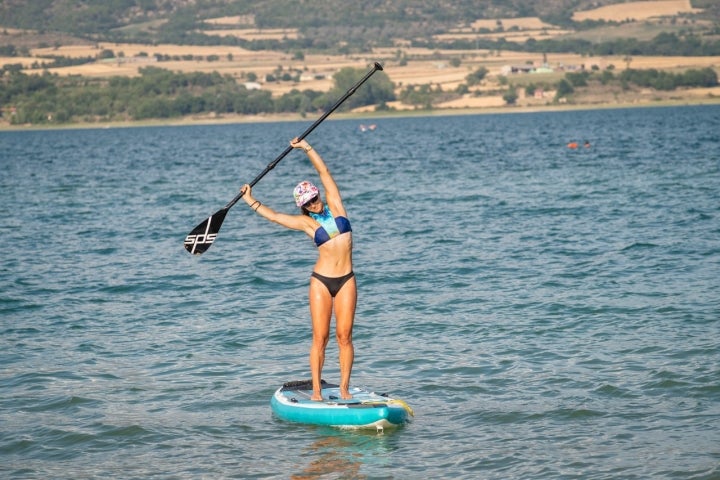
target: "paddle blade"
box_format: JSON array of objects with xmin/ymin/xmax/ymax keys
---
[{"xmin": 184, "ymin": 208, "xmax": 229, "ymax": 255}]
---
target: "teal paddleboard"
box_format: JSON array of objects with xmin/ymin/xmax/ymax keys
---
[{"xmin": 270, "ymin": 380, "xmax": 413, "ymax": 431}]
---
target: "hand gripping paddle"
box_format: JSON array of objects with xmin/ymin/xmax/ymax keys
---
[{"xmin": 184, "ymin": 62, "xmax": 383, "ymax": 255}]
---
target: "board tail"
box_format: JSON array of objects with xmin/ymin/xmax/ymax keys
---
[{"xmin": 281, "ymin": 379, "xmax": 331, "ymax": 390}]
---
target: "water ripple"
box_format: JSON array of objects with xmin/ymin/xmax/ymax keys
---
[{"xmin": 1, "ymin": 106, "xmax": 719, "ymax": 479}]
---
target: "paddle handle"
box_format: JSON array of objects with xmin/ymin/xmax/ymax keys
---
[
  {"xmin": 184, "ymin": 62, "xmax": 383, "ymax": 255},
  {"xmin": 223, "ymin": 61, "xmax": 383, "ymax": 210}
]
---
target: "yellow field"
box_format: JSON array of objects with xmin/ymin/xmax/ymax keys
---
[
  {"xmin": 573, "ymin": 0, "xmax": 701, "ymax": 22},
  {"xmin": 1, "ymin": 28, "xmax": 33, "ymax": 35},
  {"xmin": 203, "ymin": 15, "xmax": 255, "ymax": 26},
  {"xmin": 0, "ymin": 56, "xmax": 36, "ymax": 68},
  {"xmin": 619, "ymin": 55, "xmax": 719, "ymax": 70},
  {"xmin": 199, "ymin": 14, "xmax": 299, "ymax": 40},
  {"xmin": 15, "ymin": 39, "xmax": 718, "ymax": 99},
  {"xmin": 436, "ymin": 17, "xmax": 571, "ymax": 44},
  {"xmin": 31, "ymin": 42, "xmax": 273, "ymax": 60},
  {"xmin": 434, "ymin": 30, "xmax": 573, "ymax": 43},
  {"xmin": 470, "ymin": 17, "xmax": 556, "ymax": 30},
  {"xmin": 198, "ymin": 28, "xmax": 299, "ymax": 40}
]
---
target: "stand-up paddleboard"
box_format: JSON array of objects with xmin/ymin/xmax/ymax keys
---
[{"xmin": 271, "ymin": 379, "xmax": 413, "ymax": 431}]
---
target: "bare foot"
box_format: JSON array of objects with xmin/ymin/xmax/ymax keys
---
[
  {"xmin": 340, "ymin": 389, "xmax": 353, "ymax": 400},
  {"xmin": 311, "ymin": 392, "xmax": 323, "ymax": 401}
]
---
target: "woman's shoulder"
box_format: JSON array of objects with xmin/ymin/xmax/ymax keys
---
[{"xmin": 325, "ymin": 196, "xmax": 346, "ymax": 217}]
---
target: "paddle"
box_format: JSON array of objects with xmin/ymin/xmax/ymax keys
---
[{"xmin": 184, "ymin": 61, "xmax": 384, "ymax": 255}]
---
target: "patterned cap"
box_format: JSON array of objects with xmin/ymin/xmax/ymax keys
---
[{"xmin": 293, "ymin": 181, "xmax": 319, "ymax": 207}]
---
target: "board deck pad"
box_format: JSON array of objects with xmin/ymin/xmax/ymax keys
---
[{"xmin": 270, "ymin": 379, "xmax": 413, "ymax": 430}]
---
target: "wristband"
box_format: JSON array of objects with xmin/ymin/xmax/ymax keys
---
[
  {"xmin": 304, "ymin": 145, "xmax": 313, "ymax": 153},
  {"xmin": 253, "ymin": 202, "xmax": 262, "ymax": 212},
  {"xmin": 249, "ymin": 200, "xmax": 260, "ymax": 210}
]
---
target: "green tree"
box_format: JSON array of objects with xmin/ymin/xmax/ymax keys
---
[
  {"xmin": 399, "ymin": 84, "xmax": 434, "ymax": 108},
  {"xmin": 555, "ymin": 79, "xmax": 574, "ymax": 100},
  {"xmin": 466, "ymin": 67, "xmax": 489, "ymax": 86},
  {"xmin": 98, "ymin": 49, "xmax": 115, "ymax": 59},
  {"xmin": 325, "ymin": 67, "xmax": 395, "ymax": 110},
  {"xmin": 566, "ymin": 71, "xmax": 589, "ymax": 87},
  {"xmin": 503, "ymin": 86, "xmax": 518, "ymax": 105},
  {"xmin": 599, "ymin": 70, "xmax": 615, "ymax": 85},
  {"xmin": 681, "ymin": 67, "xmax": 718, "ymax": 87}
]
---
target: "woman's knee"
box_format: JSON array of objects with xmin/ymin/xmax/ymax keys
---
[
  {"xmin": 336, "ymin": 331, "xmax": 353, "ymax": 347},
  {"xmin": 313, "ymin": 333, "xmax": 330, "ymax": 347}
]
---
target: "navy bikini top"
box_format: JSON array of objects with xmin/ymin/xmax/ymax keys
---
[{"xmin": 309, "ymin": 206, "xmax": 352, "ymax": 247}]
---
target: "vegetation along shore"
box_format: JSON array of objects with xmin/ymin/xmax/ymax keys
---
[{"xmin": 1, "ymin": 0, "xmax": 719, "ymax": 128}]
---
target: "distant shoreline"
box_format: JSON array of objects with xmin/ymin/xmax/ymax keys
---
[{"xmin": 1, "ymin": 96, "xmax": 718, "ymax": 132}]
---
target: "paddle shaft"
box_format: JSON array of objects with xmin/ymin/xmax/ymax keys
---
[
  {"xmin": 184, "ymin": 62, "xmax": 383, "ymax": 254},
  {"xmin": 223, "ymin": 61, "xmax": 383, "ymax": 211}
]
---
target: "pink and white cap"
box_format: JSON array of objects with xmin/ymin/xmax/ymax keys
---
[{"xmin": 293, "ymin": 181, "xmax": 319, "ymax": 207}]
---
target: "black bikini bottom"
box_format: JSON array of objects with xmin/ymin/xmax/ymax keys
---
[{"xmin": 311, "ymin": 271, "xmax": 355, "ymax": 297}]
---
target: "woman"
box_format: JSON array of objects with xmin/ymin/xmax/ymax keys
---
[{"xmin": 241, "ymin": 137, "xmax": 356, "ymax": 401}]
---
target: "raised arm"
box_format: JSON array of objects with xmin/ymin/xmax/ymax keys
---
[
  {"xmin": 241, "ymin": 184, "xmax": 315, "ymax": 236},
  {"xmin": 290, "ymin": 138, "xmax": 346, "ymax": 217}
]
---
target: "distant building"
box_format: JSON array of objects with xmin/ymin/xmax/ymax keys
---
[
  {"xmin": 501, "ymin": 64, "xmax": 535, "ymax": 74},
  {"xmin": 534, "ymin": 66, "xmax": 554, "ymax": 74},
  {"xmin": 500, "ymin": 64, "xmax": 555, "ymax": 75}
]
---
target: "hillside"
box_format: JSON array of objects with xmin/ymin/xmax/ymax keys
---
[
  {"xmin": 1, "ymin": 0, "xmax": 719, "ymax": 126},
  {"xmin": 1, "ymin": 0, "xmax": 718, "ymax": 49},
  {"xmin": 2, "ymin": 1, "xmax": 644, "ymax": 35}
]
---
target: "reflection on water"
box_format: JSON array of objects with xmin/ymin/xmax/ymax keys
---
[{"xmin": 291, "ymin": 427, "xmax": 401, "ymax": 479}]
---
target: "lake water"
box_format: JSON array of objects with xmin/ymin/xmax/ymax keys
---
[{"xmin": 1, "ymin": 105, "xmax": 719, "ymax": 479}]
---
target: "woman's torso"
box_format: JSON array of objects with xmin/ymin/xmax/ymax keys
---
[
  {"xmin": 314, "ymin": 232, "xmax": 353, "ymax": 277},
  {"xmin": 306, "ymin": 207, "xmax": 353, "ymax": 277}
]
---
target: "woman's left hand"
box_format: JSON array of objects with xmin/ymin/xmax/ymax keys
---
[{"xmin": 290, "ymin": 137, "xmax": 310, "ymax": 150}]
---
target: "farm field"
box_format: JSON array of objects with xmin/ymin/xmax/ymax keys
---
[
  {"xmin": 1, "ymin": 0, "xmax": 719, "ymax": 125},
  {"xmin": 2, "ymin": 41, "xmax": 719, "ymax": 122},
  {"xmin": 572, "ymin": 0, "xmax": 701, "ymax": 22},
  {"xmin": 8, "ymin": 41, "xmax": 718, "ymax": 96}
]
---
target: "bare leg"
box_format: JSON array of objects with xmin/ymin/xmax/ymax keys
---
[
  {"xmin": 309, "ymin": 277, "xmax": 332, "ymax": 401},
  {"xmin": 334, "ymin": 276, "xmax": 357, "ymax": 400}
]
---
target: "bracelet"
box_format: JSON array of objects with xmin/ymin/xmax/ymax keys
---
[
  {"xmin": 253, "ymin": 202, "xmax": 262, "ymax": 212},
  {"xmin": 249, "ymin": 200, "xmax": 260, "ymax": 210},
  {"xmin": 304, "ymin": 145, "xmax": 313, "ymax": 153}
]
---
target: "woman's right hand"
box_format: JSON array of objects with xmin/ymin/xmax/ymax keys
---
[{"xmin": 241, "ymin": 184, "xmax": 255, "ymax": 205}]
